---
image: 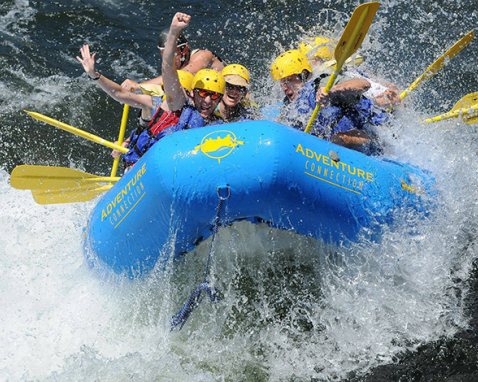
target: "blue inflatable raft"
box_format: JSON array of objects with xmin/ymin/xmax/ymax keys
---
[{"xmin": 84, "ymin": 120, "xmax": 435, "ymax": 277}]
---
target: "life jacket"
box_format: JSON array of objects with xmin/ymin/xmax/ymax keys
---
[
  {"xmin": 124, "ymin": 96, "xmax": 168, "ymax": 151},
  {"xmin": 289, "ymin": 79, "xmax": 389, "ymax": 141},
  {"xmin": 283, "ymin": 80, "xmax": 344, "ymax": 136},
  {"xmin": 122, "ymin": 105, "xmax": 206, "ymax": 167}
]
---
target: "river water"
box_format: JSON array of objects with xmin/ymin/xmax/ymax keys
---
[{"xmin": 1, "ymin": 0, "xmax": 478, "ymax": 381}]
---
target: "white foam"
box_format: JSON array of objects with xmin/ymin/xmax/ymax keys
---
[{"xmin": 0, "ymin": 0, "xmax": 36, "ymax": 38}]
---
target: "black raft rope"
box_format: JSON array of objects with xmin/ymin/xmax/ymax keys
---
[{"xmin": 170, "ymin": 185, "xmax": 231, "ymax": 331}]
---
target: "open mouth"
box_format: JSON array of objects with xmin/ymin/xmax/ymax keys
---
[
  {"xmin": 199, "ymin": 103, "xmax": 212, "ymax": 116},
  {"xmin": 226, "ymin": 93, "xmax": 239, "ymax": 102},
  {"xmin": 285, "ymin": 89, "xmax": 295, "ymax": 100}
]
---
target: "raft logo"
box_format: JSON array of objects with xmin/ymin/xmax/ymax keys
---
[{"xmin": 193, "ymin": 130, "xmax": 244, "ymax": 163}]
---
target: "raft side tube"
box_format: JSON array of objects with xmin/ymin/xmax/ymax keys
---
[{"xmin": 84, "ymin": 120, "xmax": 436, "ymax": 277}]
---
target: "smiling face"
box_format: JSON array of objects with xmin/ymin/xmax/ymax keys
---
[
  {"xmin": 192, "ymin": 88, "xmax": 223, "ymax": 119},
  {"xmin": 280, "ymin": 74, "xmax": 304, "ymax": 101},
  {"xmin": 222, "ymin": 82, "xmax": 247, "ymax": 107}
]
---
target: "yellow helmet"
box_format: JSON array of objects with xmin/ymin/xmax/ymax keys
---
[
  {"xmin": 222, "ymin": 64, "xmax": 251, "ymax": 87},
  {"xmin": 191, "ymin": 69, "xmax": 226, "ymax": 94},
  {"xmin": 177, "ymin": 69, "xmax": 194, "ymax": 92},
  {"xmin": 270, "ymin": 49, "xmax": 312, "ymax": 81},
  {"xmin": 298, "ymin": 36, "xmax": 334, "ymax": 61}
]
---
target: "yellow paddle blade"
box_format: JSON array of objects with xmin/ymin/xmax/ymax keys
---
[
  {"xmin": 424, "ymin": 92, "xmax": 478, "ymax": 123},
  {"xmin": 451, "ymin": 92, "xmax": 478, "ymax": 111},
  {"xmin": 452, "ymin": 92, "xmax": 478, "ymax": 124},
  {"xmin": 400, "ymin": 30, "xmax": 475, "ymax": 100},
  {"xmin": 24, "ymin": 110, "xmax": 129, "ymax": 154},
  {"xmin": 304, "ymin": 2, "xmax": 380, "ymax": 134},
  {"xmin": 10, "ymin": 165, "xmax": 119, "ymax": 191},
  {"xmin": 334, "ymin": 2, "xmax": 380, "ymax": 69},
  {"xmin": 31, "ymin": 184, "xmax": 112, "ymax": 205}
]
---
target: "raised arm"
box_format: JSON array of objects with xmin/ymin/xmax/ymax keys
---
[
  {"xmin": 76, "ymin": 44, "xmax": 153, "ymax": 110},
  {"xmin": 120, "ymin": 76, "xmax": 164, "ymax": 93},
  {"xmin": 162, "ymin": 13, "xmax": 190, "ymax": 111}
]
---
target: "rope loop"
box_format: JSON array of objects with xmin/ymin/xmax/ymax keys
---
[{"xmin": 170, "ymin": 185, "xmax": 231, "ymax": 331}]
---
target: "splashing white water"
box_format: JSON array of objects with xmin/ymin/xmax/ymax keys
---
[
  {"xmin": 1, "ymin": 131, "xmax": 477, "ymax": 380},
  {"xmin": 1, "ymin": 0, "xmax": 478, "ymax": 380}
]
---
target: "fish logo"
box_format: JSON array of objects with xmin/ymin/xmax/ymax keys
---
[{"xmin": 193, "ymin": 130, "xmax": 244, "ymax": 163}]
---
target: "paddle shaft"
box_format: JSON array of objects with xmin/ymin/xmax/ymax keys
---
[
  {"xmin": 111, "ymin": 104, "xmax": 130, "ymax": 177},
  {"xmin": 400, "ymin": 30, "xmax": 474, "ymax": 100},
  {"xmin": 304, "ymin": 72, "xmax": 339, "ymax": 134},
  {"xmin": 25, "ymin": 110, "xmax": 129, "ymax": 154},
  {"xmin": 425, "ymin": 104, "xmax": 478, "ymax": 123}
]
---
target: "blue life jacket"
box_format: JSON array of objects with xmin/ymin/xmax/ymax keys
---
[
  {"xmin": 123, "ymin": 105, "xmax": 207, "ymax": 166},
  {"xmin": 288, "ymin": 79, "xmax": 389, "ymax": 154}
]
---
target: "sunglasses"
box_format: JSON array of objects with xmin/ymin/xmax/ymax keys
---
[
  {"xmin": 226, "ymin": 83, "xmax": 247, "ymax": 94},
  {"xmin": 195, "ymin": 89, "xmax": 221, "ymax": 100}
]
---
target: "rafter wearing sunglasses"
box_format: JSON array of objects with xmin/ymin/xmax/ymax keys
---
[
  {"xmin": 195, "ymin": 89, "xmax": 221, "ymax": 100},
  {"xmin": 225, "ymin": 83, "xmax": 247, "ymax": 94}
]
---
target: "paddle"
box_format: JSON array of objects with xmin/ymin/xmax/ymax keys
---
[
  {"xmin": 25, "ymin": 110, "xmax": 129, "ymax": 154},
  {"xmin": 110, "ymin": 104, "xmax": 129, "ymax": 178},
  {"xmin": 10, "ymin": 165, "xmax": 118, "ymax": 204},
  {"xmin": 425, "ymin": 92, "xmax": 478, "ymax": 124},
  {"xmin": 10, "ymin": 164, "xmax": 119, "ymax": 190},
  {"xmin": 304, "ymin": 2, "xmax": 380, "ymax": 134},
  {"xmin": 32, "ymin": 184, "xmax": 113, "ymax": 205},
  {"xmin": 18, "ymin": 105, "xmax": 130, "ymax": 204},
  {"xmin": 400, "ymin": 30, "xmax": 474, "ymax": 101}
]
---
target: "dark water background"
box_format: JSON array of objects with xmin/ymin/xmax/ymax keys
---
[{"xmin": 1, "ymin": 0, "xmax": 478, "ymax": 381}]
